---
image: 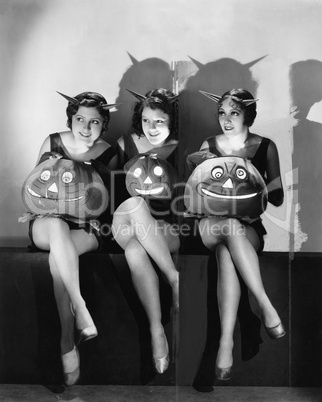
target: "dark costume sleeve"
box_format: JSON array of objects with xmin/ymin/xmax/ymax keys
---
[{"xmin": 116, "ymin": 134, "xmax": 140, "ymax": 168}]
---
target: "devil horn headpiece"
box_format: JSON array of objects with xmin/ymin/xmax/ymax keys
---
[
  {"xmin": 100, "ymin": 103, "xmax": 119, "ymax": 110},
  {"xmin": 126, "ymin": 88, "xmax": 147, "ymax": 101},
  {"xmin": 169, "ymin": 94, "xmax": 179, "ymax": 103},
  {"xmin": 56, "ymin": 91, "xmax": 78, "ymax": 104},
  {"xmin": 57, "ymin": 91, "xmax": 118, "ymax": 110},
  {"xmin": 199, "ymin": 90, "xmax": 258, "ymax": 106},
  {"xmin": 241, "ymin": 99, "xmax": 259, "ymax": 106},
  {"xmin": 199, "ymin": 90, "xmax": 221, "ymax": 103}
]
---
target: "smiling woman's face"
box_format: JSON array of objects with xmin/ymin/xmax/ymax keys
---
[
  {"xmin": 218, "ymin": 98, "xmax": 246, "ymax": 136},
  {"xmin": 141, "ymin": 107, "xmax": 170, "ymax": 146},
  {"xmin": 71, "ymin": 106, "xmax": 103, "ymax": 147}
]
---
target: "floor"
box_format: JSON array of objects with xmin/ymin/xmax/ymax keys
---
[{"xmin": 0, "ymin": 385, "xmax": 322, "ymax": 402}]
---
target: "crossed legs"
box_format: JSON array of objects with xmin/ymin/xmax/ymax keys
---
[
  {"xmin": 112, "ymin": 197, "xmax": 179, "ymax": 368},
  {"xmin": 32, "ymin": 218, "xmax": 99, "ymax": 355},
  {"xmin": 199, "ymin": 217, "xmax": 283, "ymax": 374}
]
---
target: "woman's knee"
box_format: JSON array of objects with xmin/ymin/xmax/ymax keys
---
[
  {"xmin": 112, "ymin": 197, "xmax": 148, "ymax": 231},
  {"xmin": 124, "ymin": 238, "xmax": 146, "ymax": 261},
  {"xmin": 198, "ymin": 218, "xmax": 222, "ymax": 249},
  {"xmin": 220, "ymin": 218, "xmax": 245, "ymax": 237},
  {"xmin": 33, "ymin": 218, "xmax": 69, "ymax": 247},
  {"xmin": 216, "ymin": 243, "xmax": 228, "ymax": 257},
  {"xmin": 216, "ymin": 243, "xmax": 232, "ymax": 263},
  {"xmin": 45, "ymin": 218, "xmax": 69, "ymax": 233},
  {"xmin": 115, "ymin": 196, "xmax": 148, "ymax": 215},
  {"xmin": 199, "ymin": 228, "xmax": 221, "ymax": 250}
]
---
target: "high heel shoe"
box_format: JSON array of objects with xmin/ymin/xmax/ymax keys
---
[
  {"xmin": 264, "ymin": 321, "xmax": 286, "ymax": 339},
  {"xmin": 71, "ymin": 303, "xmax": 98, "ymax": 345},
  {"xmin": 61, "ymin": 346, "xmax": 80, "ymax": 387},
  {"xmin": 152, "ymin": 334, "xmax": 170, "ymax": 374},
  {"xmin": 215, "ymin": 343, "xmax": 233, "ymax": 381},
  {"xmin": 215, "ymin": 366, "xmax": 233, "ymax": 381},
  {"xmin": 77, "ymin": 324, "xmax": 98, "ymax": 345},
  {"xmin": 153, "ymin": 352, "xmax": 170, "ymax": 374}
]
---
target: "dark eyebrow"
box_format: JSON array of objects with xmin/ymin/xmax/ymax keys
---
[{"xmin": 75, "ymin": 114, "xmax": 102, "ymax": 120}]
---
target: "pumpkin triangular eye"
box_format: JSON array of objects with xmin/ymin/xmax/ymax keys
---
[{"xmin": 154, "ymin": 166, "xmax": 163, "ymax": 176}]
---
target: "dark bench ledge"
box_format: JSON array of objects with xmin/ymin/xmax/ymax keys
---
[{"xmin": 0, "ymin": 248, "xmax": 321, "ymax": 387}]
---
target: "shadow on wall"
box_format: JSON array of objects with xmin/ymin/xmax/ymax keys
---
[
  {"xmin": 290, "ymin": 60, "xmax": 322, "ymax": 253},
  {"xmin": 105, "ymin": 53, "xmax": 173, "ymax": 145},
  {"xmin": 176, "ymin": 56, "xmax": 266, "ymax": 182}
]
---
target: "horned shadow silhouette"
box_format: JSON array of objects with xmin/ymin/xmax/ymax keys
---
[
  {"xmin": 178, "ymin": 56, "xmax": 266, "ymax": 182},
  {"xmin": 105, "ymin": 53, "xmax": 173, "ymax": 145},
  {"xmin": 290, "ymin": 59, "xmax": 322, "ymax": 252}
]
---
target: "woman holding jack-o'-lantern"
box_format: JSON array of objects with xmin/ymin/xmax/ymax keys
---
[
  {"xmin": 20, "ymin": 91, "xmax": 118, "ymax": 386},
  {"xmin": 112, "ymin": 88, "xmax": 179, "ymax": 374},
  {"xmin": 190, "ymin": 88, "xmax": 285, "ymax": 381}
]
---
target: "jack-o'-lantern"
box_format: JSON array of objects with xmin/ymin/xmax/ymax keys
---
[
  {"xmin": 125, "ymin": 153, "xmax": 176, "ymax": 199},
  {"xmin": 184, "ymin": 153, "xmax": 267, "ymax": 218},
  {"xmin": 22, "ymin": 153, "xmax": 109, "ymax": 222}
]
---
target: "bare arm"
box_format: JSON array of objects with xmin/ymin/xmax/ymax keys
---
[
  {"xmin": 265, "ymin": 140, "xmax": 284, "ymax": 206},
  {"xmin": 199, "ymin": 139, "xmax": 210, "ymax": 151},
  {"xmin": 115, "ymin": 136, "xmax": 126, "ymax": 168}
]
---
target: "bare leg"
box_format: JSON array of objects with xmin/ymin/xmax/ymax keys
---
[
  {"xmin": 125, "ymin": 238, "xmax": 168, "ymax": 359},
  {"xmin": 199, "ymin": 217, "xmax": 281, "ymax": 328},
  {"xmin": 216, "ymin": 244, "xmax": 240, "ymax": 370},
  {"xmin": 32, "ymin": 218, "xmax": 98, "ymax": 342},
  {"xmin": 49, "ymin": 255, "xmax": 75, "ymax": 355},
  {"xmin": 224, "ymin": 220, "xmax": 280, "ymax": 328},
  {"xmin": 112, "ymin": 197, "xmax": 180, "ymax": 370},
  {"xmin": 112, "ymin": 197, "xmax": 179, "ymax": 304}
]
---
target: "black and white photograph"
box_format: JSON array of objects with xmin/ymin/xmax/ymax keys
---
[{"xmin": 0, "ymin": 0, "xmax": 321, "ymax": 401}]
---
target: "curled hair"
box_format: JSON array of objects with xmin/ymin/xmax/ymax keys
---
[
  {"xmin": 219, "ymin": 88, "xmax": 257, "ymax": 127},
  {"xmin": 131, "ymin": 88, "xmax": 178, "ymax": 141},
  {"xmin": 66, "ymin": 92, "xmax": 111, "ymax": 135}
]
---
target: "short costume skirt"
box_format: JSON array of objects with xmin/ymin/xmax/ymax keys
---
[{"xmin": 28, "ymin": 216, "xmax": 112, "ymax": 253}]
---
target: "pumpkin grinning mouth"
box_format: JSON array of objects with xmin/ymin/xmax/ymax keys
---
[
  {"xmin": 27, "ymin": 187, "xmax": 83, "ymax": 201},
  {"xmin": 200, "ymin": 187, "xmax": 257, "ymax": 200},
  {"xmin": 135, "ymin": 187, "xmax": 164, "ymax": 195}
]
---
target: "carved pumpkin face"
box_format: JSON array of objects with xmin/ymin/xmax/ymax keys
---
[
  {"xmin": 22, "ymin": 154, "xmax": 108, "ymax": 221},
  {"xmin": 184, "ymin": 156, "xmax": 267, "ymax": 218},
  {"xmin": 125, "ymin": 154, "xmax": 176, "ymax": 199}
]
